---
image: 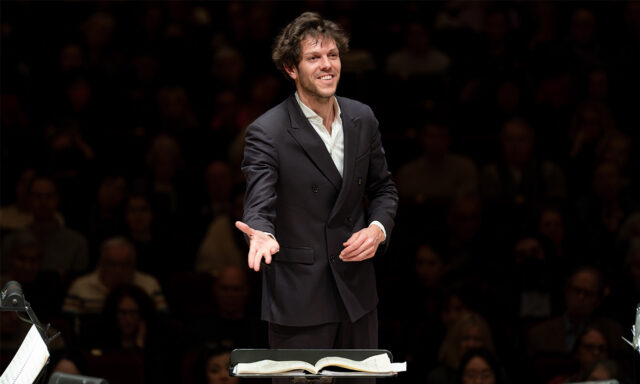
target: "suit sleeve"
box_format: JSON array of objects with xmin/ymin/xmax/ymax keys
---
[
  {"xmin": 241, "ymin": 122, "xmax": 279, "ymax": 235},
  {"xmin": 364, "ymin": 112, "xmax": 399, "ymax": 248}
]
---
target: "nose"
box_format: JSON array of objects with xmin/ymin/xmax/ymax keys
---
[{"xmin": 320, "ymin": 55, "xmax": 331, "ymax": 69}]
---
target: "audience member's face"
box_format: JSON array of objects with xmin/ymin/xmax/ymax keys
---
[
  {"xmin": 214, "ymin": 267, "xmax": 249, "ymax": 318},
  {"xmin": 59, "ymin": 44, "xmax": 84, "ymax": 72},
  {"xmin": 459, "ymin": 326, "xmax": 484, "ymax": 358},
  {"xmin": 501, "ymin": 121, "xmax": 533, "ymax": 167},
  {"xmin": 205, "ymin": 162, "xmax": 233, "ymax": 202},
  {"xmin": 593, "ymin": 162, "xmax": 622, "ymax": 201},
  {"xmin": 421, "ymin": 124, "xmax": 450, "ymax": 160},
  {"xmin": 448, "ymin": 199, "xmax": 482, "ymax": 243},
  {"xmin": 539, "ymin": 210, "xmax": 564, "ymax": 246},
  {"xmin": 211, "ymin": 47, "xmax": 245, "ymax": 87},
  {"xmin": 441, "ymin": 295, "xmax": 469, "ymax": 330},
  {"xmin": 206, "ymin": 352, "xmax": 237, "ymax": 384},
  {"xmin": 461, "ymin": 356, "xmax": 496, "ymax": 384},
  {"xmin": 514, "ymin": 237, "xmax": 544, "ymax": 264},
  {"xmin": 415, "ymin": 245, "xmax": 444, "ymax": 288},
  {"xmin": 66, "ymin": 79, "xmax": 91, "ymax": 111},
  {"xmin": 576, "ymin": 329, "xmax": 608, "ymax": 370},
  {"xmin": 52, "ymin": 358, "xmax": 81, "ymax": 375},
  {"xmin": 405, "ymin": 22, "xmax": 431, "ymax": 54},
  {"xmin": 98, "ymin": 176, "xmax": 127, "ymax": 211},
  {"xmin": 126, "ymin": 197, "xmax": 153, "ymax": 233},
  {"xmin": 30, "ymin": 179, "xmax": 59, "ymax": 221},
  {"xmin": 485, "ymin": 11, "xmax": 508, "ymax": 43},
  {"xmin": 100, "ymin": 245, "xmax": 136, "ymax": 289},
  {"xmin": 565, "ymin": 270, "xmax": 601, "ymax": 320},
  {"xmin": 571, "ymin": 8, "xmax": 596, "ymax": 44},
  {"xmin": 116, "ymin": 295, "xmax": 142, "ymax": 339},
  {"xmin": 11, "ymin": 245, "xmax": 42, "ymax": 283},
  {"xmin": 289, "ymin": 35, "xmax": 341, "ymax": 103},
  {"xmin": 601, "ymin": 136, "xmax": 630, "ymax": 170}
]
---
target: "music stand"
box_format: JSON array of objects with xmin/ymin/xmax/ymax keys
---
[{"xmin": 230, "ymin": 349, "xmax": 397, "ymax": 382}]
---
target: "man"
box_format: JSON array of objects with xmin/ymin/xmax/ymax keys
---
[
  {"xmin": 235, "ymin": 12, "xmax": 398, "ymax": 353},
  {"xmin": 1, "ymin": 176, "xmax": 89, "ymax": 279},
  {"xmin": 62, "ymin": 236, "xmax": 167, "ymax": 315}
]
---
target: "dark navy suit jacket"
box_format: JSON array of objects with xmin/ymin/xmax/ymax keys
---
[{"xmin": 241, "ymin": 94, "xmax": 398, "ymax": 327}]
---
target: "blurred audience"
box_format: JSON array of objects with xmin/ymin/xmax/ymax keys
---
[{"xmin": 62, "ymin": 236, "xmax": 168, "ymax": 315}]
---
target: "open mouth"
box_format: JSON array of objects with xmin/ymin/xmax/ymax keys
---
[{"xmin": 318, "ymin": 74, "xmax": 334, "ymax": 81}]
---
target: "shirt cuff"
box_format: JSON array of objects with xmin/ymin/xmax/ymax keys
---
[{"xmin": 369, "ymin": 221, "xmax": 386, "ymax": 242}]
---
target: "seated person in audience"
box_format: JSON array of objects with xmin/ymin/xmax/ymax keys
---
[
  {"xmin": 62, "ymin": 236, "xmax": 168, "ymax": 315},
  {"xmin": 124, "ymin": 194, "xmax": 179, "ymax": 284},
  {"xmin": 45, "ymin": 348, "xmax": 89, "ymax": 381},
  {"xmin": 92, "ymin": 284, "xmax": 179, "ymax": 384},
  {"xmin": 2, "ymin": 176, "xmax": 89, "ymax": 281},
  {"xmin": 0, "ymin": 167, "xmax": 62, "ymax": 231},
  {"xmin": 480, "ymin": 117, "xmax": 567, "ymax": 239},
  {"xmin": 193, "ymin": 341, "xmax": 239, "ymax": 384},
  {"xmin": 195, "ymin": 183, "xmax": 247, "ymax": 277},
  {"xmin": 456, "ymin": 348, "xmax": 508, "ymax": 384},
  {"xmin": 547, "ymin": 324, "xmax": 621, "ymax": 384},
  {"xmin": 427, "ymin": 312, "xmax": 496, "ymax": 384},
  {"xmin": 0, "ymin": 231, "xmax": 64, "ymax": 322},
  {"xmin": 526, "ymin": 266, "xmax": 624, "ymax": 372},
  {"xmin": 583, "ymin": 359, "xmax": 629, "ymax": 383},
  {"xmin": 396, "ymin": 121, "xmax": 478, "ymax": 207},
  {"xmin": 183, "ymin": 265, "xmax": 266, "ymax": 350}
]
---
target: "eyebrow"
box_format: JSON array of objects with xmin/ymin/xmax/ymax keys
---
[{"xmin": 303, "ymin": 47, "xmax": 339, "ymax": 57}]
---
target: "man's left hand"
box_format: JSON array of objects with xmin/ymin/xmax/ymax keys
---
[{"xmin": 339, "ymin": 225, "xmax": 385, "ymax": 262}]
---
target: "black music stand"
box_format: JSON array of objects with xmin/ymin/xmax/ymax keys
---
[{"xmin": 229, "ymin": 349, "xmax": 397, "ymax": 382}]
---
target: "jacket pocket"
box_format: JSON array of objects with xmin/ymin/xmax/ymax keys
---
[{"xmin": 273, "ymin": 247, "xmax": 314, "ymax": 264}]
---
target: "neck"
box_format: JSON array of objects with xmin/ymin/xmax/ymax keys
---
[{"xmin": 298, "ymin": 92, "xmax": 335, "ymax": 132}]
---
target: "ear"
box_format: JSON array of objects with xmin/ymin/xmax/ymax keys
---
[{"xmin": 284, "ymin": 64, "xmax": 298, "ymax": 80}]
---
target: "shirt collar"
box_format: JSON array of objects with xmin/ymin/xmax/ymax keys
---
[{"xmin": 295, "ymin": 92, "xmax": 341, "ymax": 123}]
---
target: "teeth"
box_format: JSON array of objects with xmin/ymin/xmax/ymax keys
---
[{"xmin": 320, "ymin": 75, "xmax": 332, "ymax": 80}]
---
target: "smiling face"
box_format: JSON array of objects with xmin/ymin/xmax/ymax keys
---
[{"xmin": 286, "ymin": 34, "xmax": 341, "ymax": 106}]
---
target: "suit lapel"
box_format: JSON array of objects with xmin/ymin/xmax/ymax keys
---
[
  {"xmin": 286, "ymin": 95, "xmax": 342, "ymax": 191},
  {"xmin": 330, "ymin": 98, "xmax": 359, "ymax": 218}
]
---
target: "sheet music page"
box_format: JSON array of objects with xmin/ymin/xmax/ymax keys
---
[{"xmin": 0, "ymin": 325, "xmax": 50, "ymax": 384}]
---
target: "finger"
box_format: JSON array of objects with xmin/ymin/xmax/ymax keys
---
[
  {"xmin": 344, "ymin": 246, "xmax": 375, "ymax": 262},
  {"xmin": 341, "ymin": 236, "xmax": 367, "ymax": 258},
  {"xmin": 343, "ymin": 236, "xmax": 376, "ymax": 260},
  {"xmin": 264, "ymin": 252, "xmax": 272, "ymax": 265},
  {"xmin": 252, "ymin": 251, "xmax": 263, "ymax": 272},
  {"xmin": 343, "ymin": 232, "xmax": 360, "ymax": 247},
  {"xmin": 235, "ymin": 221, "xmax": 254, "ymax": 237},
  {"xmin": 248, "ymin": 243, "xmax": 258, "ymax": 269}
]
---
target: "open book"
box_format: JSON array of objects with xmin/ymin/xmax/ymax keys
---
[{"xmin": 233, "ymin": 353, "xmax": 395, "ymax": 375}]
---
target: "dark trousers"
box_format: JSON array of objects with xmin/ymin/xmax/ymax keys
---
[{"xmin": 268, "ymin": 308, "xmax": 378, "ymax": 384}]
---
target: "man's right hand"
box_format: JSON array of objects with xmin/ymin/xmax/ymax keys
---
[{"xmin": 235, "ymin": 221, "xmax": 280, "ymax": 271}]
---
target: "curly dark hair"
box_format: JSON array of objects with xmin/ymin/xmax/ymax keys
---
[{"xmin": 272, "ymin": 12, "xmax": 349, "ymax": 80}]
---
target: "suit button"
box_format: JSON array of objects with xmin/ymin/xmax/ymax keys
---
[
  {"xmin": 312, "ymin": 184, "xmax": 319, "ymax": 193},
  {"xmin": 345, "ymin": 216, "xmax": 352, "ymax": 224},
  {"xmin": 357, "ymin": 177, "xmax": 362, "ymax": 185},
  {"xmin": 330, "ymin": 255, "xmax": 336, "ymax": 263}
]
